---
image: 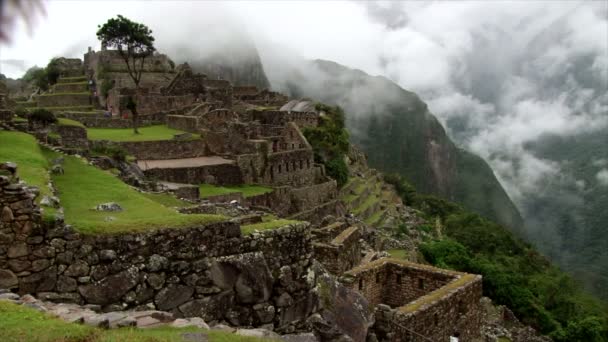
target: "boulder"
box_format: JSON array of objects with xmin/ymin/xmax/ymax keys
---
[
  {"xmin": 95, "ymin": 202, "xmax": 122, "ymax": 212},
  {"xmin": 210, "ymin": 252, "xmax": 273, "ymax": 304},
  {"xmin": 78, "ymin": 267, "xmax": 139, "ymax": 305},
  {"xmin": 154, "ymin": 284, "xmax": 194, "ymax": 311}
]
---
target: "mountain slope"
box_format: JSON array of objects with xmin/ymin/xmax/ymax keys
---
[{"xmin": 277, "ymin": 59, "xmax": 524, "ymax": 232}]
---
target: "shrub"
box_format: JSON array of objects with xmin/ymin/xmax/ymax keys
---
[
  {"xmin": 14, "ymin": 107, "xmax": 28, "ymax": 118},
  {"xmin": 325, "ymin": 156, "xmax": 348, "ymax": 187},
  {"xmin": 28, "ymin": 109, "xmax": 57, "ymax": 125}
]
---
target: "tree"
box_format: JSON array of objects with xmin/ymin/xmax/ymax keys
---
[{"xmin": 96, "ymin": 15, "xmax": 155, "ymax": 133}]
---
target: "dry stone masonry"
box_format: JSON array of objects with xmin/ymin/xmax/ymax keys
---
[{"xmin": 341, "ymin": 258, "xmax": 483, "ymax": 342}]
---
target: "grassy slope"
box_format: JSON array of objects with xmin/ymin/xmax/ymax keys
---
[
  {"xmin": 53, "ymin": 156, "xmax": 225, "ymax": 234},
  {"xmin": 199, "ymin": 184, "xmax": 273, "ymax": 198},
  {"xmin": 87, "ymin": 125, "xmax": 199, "ymax": 142},
  {"xmin": 241, "ymin": 215, "xmax": 298, "ymax": 235},
  {"xmin": 0, "ymin": 301, "xmax": 266, "ymax": 342},
  {"xmin": 0, "ymin": 131, "xmax": 51, "ymax": 198}
]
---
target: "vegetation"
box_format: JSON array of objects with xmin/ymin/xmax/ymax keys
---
[
  {"xmin": 199, "ymin": 184, "xmax": 273, "ymax": 198},
  {"xmin": 141, "ymin": 192, "xmax": 193, "ymax": 208},
  {"xmin": 52, "ymin": 155, "xmax": 225, "ymax": 234},
  {"xmin": 0, "ymin": 301, "xmax": 265, "ymax": 342},
  {"xmin": 302, "ymin": 103, "xmax": 349, "ymax": 187},
  {"xmin": 28, "ymin": 108, "xmax": 57, "ymax": 125},
  {"xmin": 241, "ymin": 215, "xmax": 299, "ymax": 235},
  {"xmin": 385, "ymin": 173, "xmax": 608, "ymax": 341},
  {"xmin": 97, "ymin": 15, "xmax": 156, "ymax": 134},
  {"xmin": 20, "ymin": 58, "xmax": 62, "ymax": 91},
  {"xmin": 87, "ymin": 125, "xmax": 198, "ymax": 142},
  {"xmin": 0, "ymin": 131, "xmax": 52, "ymax": 199},
  {"xmin": 57, "ymin": 118, "xmax": 85, "ymax": 128}
]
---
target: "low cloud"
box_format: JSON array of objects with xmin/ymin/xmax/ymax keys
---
[{"xmin": 597, "ymin": 169, "xmax": 608, "ymax": 186}]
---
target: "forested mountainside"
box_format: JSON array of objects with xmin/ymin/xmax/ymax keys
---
[
  {"xmin": 276, "ymin": 59, "xmax": 524, "ymax": 234},
  {"xmin": 523, "ymin": 131, "xmax": 608, "ymax": 299}
]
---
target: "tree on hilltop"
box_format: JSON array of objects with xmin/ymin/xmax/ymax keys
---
[{"xmin": 96, "ymin": 15, "xmax": 155, "ymax": 134}]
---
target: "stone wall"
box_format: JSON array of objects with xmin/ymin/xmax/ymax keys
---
[
  {"xmin": 55, "ymin": 124, "xmax": 88, "ymax": 149},
  {"xmin": 0, "ymin": 176, "xmax": 317, "ymax": 328},
  {"xmin": 142, "ymin": 163, "xmax": 243, "ymax": 186},
  {"xmin": 59, "ymin": 112, "xmax": 166, "ymax": 128},
  {"xmin": 313, "ymin": 226, "xmax": 361, "ymax": 275},
  {"xmin": 0, "ymin": 109, "xmax": 12, "ymax": 122},
  {"xmin": 341, "ymin": 259, "xmax": 483, "ymax": 342},
  {"xmin": 90, "ymin": 139, "xmax": 209, "ymax": 161},
  {"xmin": 266, "ymin": 150, "xmax": 317, "ymax": 187},
  {"xmin": 290, "ymin": 180, "xmax": 337, "ymax": 213},
  {"xmin": 36, "ymin": 93, "xmax": 92, "ymax": 107},
  {"xmin": 167, "ymin": 115, "xmax": 199, "ymax": 134},
  {"xmin": 54, "ymin": 58, "xmax": 84, "ymax": 77},
  {"xmin": 108, "ymin": 91, "xmax": 195, "ymax": 117}
]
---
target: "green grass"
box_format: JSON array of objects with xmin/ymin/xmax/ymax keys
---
[
  {"xmin": 0, "ymin": 300, "xmax": 91, "ymax": 342},
  {"xmin": 141, "ymin": 192, "xmax": 193, "ymax": 208},
  {"xmin": 199, "ymin": 184, "xmax": 273, "ymax": 198},
  {"xmin": 38, "ymin": 92, "xmax": 89, "ymax": 97},
  {"xmin": 364, "ymin": 209, "xmax": 385, "ymax": 226},
  {"xmin": 0, "ymin": 301, "xmax": 267, "ymax": 342},
  {"xmin": 387, "ymin": 249, "xmax": 408, "ymax": 259},
  {"xmin": 88, "ymin": 125, "xmax": 199, "ymax": 142},
  {"xmin": 27, "ymin": 106, "xmax": 94, "ymax": 112},
  {"xmin": 57, "ymin": 118, "xmax": 85, "ymax": 128},
  {"xmin": 0, "ymin": 131, "xmax": 52, "ymax": 199},
  {"xmin": 52, "ymin": 156, "xmax": 225, "ymax": 234},
  {"xmin": 241, "ymin": 215, "xmax": 299, "ymax": 235}
]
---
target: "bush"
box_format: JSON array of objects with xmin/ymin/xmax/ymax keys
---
[
  {"xmin": 28, "ymin": 109, "xmax": 57, "ymax": 125},
  {"xmin": 303, "ymin": 103, "xmax": 350, "ymax": 187},
  {"xmin": 14, "ymin": 107, "xmax": 28, "ymax": 118},
  {"xmin": 325, "ymin": 156, "xmax": 348, "ymax": 187},
  {"xmin": 46, "ymin": 58, "xmax": 61, "ymax": 85}
]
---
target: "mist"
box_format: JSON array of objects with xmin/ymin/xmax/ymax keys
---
[{"xmin": 2, "ymin": 0, "xmax": 607, "ymax": 216}]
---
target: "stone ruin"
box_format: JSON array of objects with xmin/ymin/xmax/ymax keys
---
[
  {"xmin": 341, "ymin": 258, "xmax": 483, "ymax": 342},
  {"xmin": 1, "ymin": 44, "xmax": 488, "ymax": 341},
  {"xmin": 0, "ymin": 165, "xmax": 317, "ymax": 330}
]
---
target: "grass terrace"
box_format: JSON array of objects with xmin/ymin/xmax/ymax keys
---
[
  {"xmin": 27, "ymin": 106, "xmax": 95, "ymax": 112},
  {"xmin": 37, "ymin": 92, "xmax": 90, "ymax": 97},
  {"xmin": 88, "ymin": 125, "xmax": 199, "ymax": 142},
  {"xmin": 241, "ymin": 214, "xmax": 299, "ymax": 235},
  {"xmin": 0, "ymin": 131, "xmax": 224, "ymax": 234},
  {"xmin": 199, "ymin": 184, "xmax": 273, "ymax": 198},
  {"xmin": 52, "ymin": 155, "xmax": 224, "ymax": 234},
  {"xmin": 57, "ymin": 118, "xmax": 85, "ymax": 128},
  {"xmin": 57, "ymin": 76, "xmax": 88, "ymax": 83},
  {"xmin": 0, "ymin": 301, "xmax": 265, "ymax": 342},
  {"xmin": 0, "ymin": 131, "xmax": 56, "ymax": 218}
]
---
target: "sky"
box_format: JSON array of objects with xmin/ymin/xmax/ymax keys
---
[{"xmin": 1, "ymin": 0, "xmax": 607, "ymax": 207}]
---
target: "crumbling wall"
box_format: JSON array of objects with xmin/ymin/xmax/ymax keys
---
[{"xmin": 0, "ymin": 174, "xmax": 316, "ymax": 328}]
